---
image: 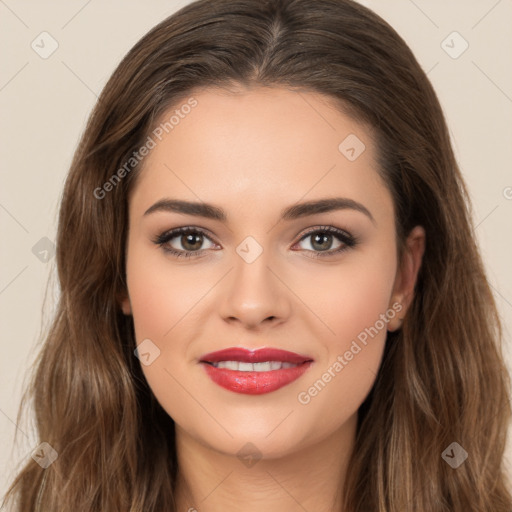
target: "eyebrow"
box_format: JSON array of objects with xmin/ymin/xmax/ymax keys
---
[{"xmin": 143, "ymin": 197, "xmax": 375, "ymax": 224}]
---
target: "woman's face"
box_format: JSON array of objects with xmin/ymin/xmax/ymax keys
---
[{"xmin": 121, "ymin": 86, "xmax": 424, "ymax": 459}]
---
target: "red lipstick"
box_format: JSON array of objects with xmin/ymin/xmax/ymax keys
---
[{"xmin": 199, "ymin": 347, "xmax": 314, "ymax": 395}]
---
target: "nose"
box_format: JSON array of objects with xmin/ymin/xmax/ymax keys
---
[{"xmin": 218, "ymin": 248, "xmax": 291, "ymax": 329}]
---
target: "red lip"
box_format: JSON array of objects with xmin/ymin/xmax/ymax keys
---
[
  {"xmin": 199, "ymin": 347, "xmax": 314, "ymax": 395},
  {"xmin": 201, "ymin": 362, "xmax": 313, "ymax": 395},
  {"xmin": 199, "ymin": 347, "xmax": 313, "ymax": 364}
]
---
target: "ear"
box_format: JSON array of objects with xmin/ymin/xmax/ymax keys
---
[
  {"xmin": 387, "ymin": 225, "xmax": 426, "ymax": 332},
  {"xmin": 117, "ymin": 290, "xmax": 132, "ymax": 315}
]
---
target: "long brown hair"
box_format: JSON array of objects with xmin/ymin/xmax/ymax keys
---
[{"xmin": 3, "ymin": 0, "xmax": 511, "ymax": 510}]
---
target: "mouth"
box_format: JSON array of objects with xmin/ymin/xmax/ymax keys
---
[
  {"xmin": 199, "ymin": 347, "xmax": 314, "ymax": 395},
  {"xmin": 205, "ymin": 360, "xmax": 302, "ymax": 371}
]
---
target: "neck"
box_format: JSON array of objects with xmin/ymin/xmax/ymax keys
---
[{"xmin": 174, "ymin": 414, "xmax": 357, "ymax": 512}]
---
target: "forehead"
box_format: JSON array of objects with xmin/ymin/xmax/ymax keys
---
[{"xmin": 130, "ymin": 86, "xmax": 393, "ymax": 224}]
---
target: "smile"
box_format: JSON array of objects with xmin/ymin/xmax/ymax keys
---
[
  {"xmin": 207, "ymin": 361, "xmax": 299, "ymax": 371},
  {"xmin": 199, "ymin": 347, "xmax": 314, "ymax": 395}
]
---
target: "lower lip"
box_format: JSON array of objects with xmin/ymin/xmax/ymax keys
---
[{"xmin": 200, "ymin": 362, "xmax": 313, "ymax": 395}]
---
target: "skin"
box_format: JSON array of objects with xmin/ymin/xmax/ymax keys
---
[{"xmin": 120, "ymin": 86, "xmax": 425, "ymax": 512}]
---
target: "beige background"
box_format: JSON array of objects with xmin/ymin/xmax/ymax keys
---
[{"xmin": 1, "ymin": 0, "xmax": 511, "ymax": 499}]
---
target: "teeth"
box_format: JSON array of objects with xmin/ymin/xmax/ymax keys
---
[
  {"xmin": 219, "ymin": 360, "xmax": 239, "ymax": 371},
  {"xmin": 211, "ymin": 361, "xmax": 300, "ymax": 371},
  {"xmin": 238, "ymin": 362, "xmax": 253, "ymax": 372}
]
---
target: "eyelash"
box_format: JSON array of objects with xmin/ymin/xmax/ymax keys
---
[{"xmin": 152, "ymin": 225, "xmax": 358, "ymax": 260}]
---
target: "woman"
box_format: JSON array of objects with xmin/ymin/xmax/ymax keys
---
[{"xmin": 3, "ymin": 0, "xmax": 511, "ymax": 510}]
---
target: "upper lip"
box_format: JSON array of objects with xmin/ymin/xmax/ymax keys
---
[{"xmin": 200, "ymin": 347, "xmax": 314, "ymax": 364}]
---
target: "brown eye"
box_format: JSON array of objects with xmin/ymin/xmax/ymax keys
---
[
  {"xmin": 153, "ymin": 227, "xmax": 217, "ymax": 258},
  {"xmin": 180, "ymin": 232, "xmax": 204, "ymax": 251},
  {"xmin": 294, "ymin": 226, "xmax": 357, "ymax": 258},
  {"xmin": 309, "ymin": 232, "xmax": 338, "ymax": 252}
]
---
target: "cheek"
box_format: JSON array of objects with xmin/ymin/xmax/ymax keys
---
[
  {"xmin": 124, "ymin": 249, "xmax": 196, "ymax": 421},
  {"xmin": 125, "ymin": 243, "xmax": 203, "ymax": 342},
  {"xmin": 294, "ymin": 248, "xmax": 397, "ymax": 423},
  {"xmin": 294, "ymin": 242, "xmax": 397, "ymax": 352},
  {"xmin": 124, "ymin": 243, "xmax": 217, "ymax": 394},
  {"xmin": 127, "ymin": 276, "xmax": 174, "ymax": 342},
  {"xmin": 332, "ymin": 260, "xmax": 396, "ymax": 347}
]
